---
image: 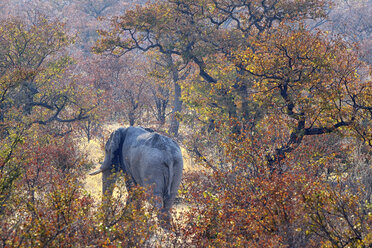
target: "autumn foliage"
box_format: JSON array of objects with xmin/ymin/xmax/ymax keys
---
[
  {"xmin": 179, "ymin": 125, "xmax": 371, "ymax": 247},
  {"xmin": 1, "ymin": 0, "xmax": 371, "ymax": 247}
]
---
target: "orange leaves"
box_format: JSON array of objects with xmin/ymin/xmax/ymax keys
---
[
  {"xmin": 232, "ymin": 23, "xmax": 372, "ymax": 148},
  {"xmin": 0, "ymin": 128, "xmax": 159, "ymax": 247},
  {"xmin": 182, "ymin": 159, "xmax": 310, "ymax": 246},
  {"xmin": 180, "ymin": 121, "xmax": 371, "ymax": 247},
  {"xmin": 0, "ymin": 16, "xmax": 94, "ymax": 133},
  {"xmin": 0, "ymin": 132, "xmax": 93, "ymax": 247},
  {"xmin": 304, "ymin": 181, "xmax": 372, "ymax": 247}
]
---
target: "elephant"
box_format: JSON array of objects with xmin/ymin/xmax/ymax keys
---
[{"xmin": 89, "ymin": 126, "xmax": 183, "ymax": 225}]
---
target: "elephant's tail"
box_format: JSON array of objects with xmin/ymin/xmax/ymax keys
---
[
  {"xmin": 166, "ymin": 155, "xmax": 183, "ymax": 197},
  {"xmin": 166, "ymin": 160, "xmax": 174, "ymax": 196},
  {"xmin": 163, "ymin": 155, "xmax": 183, "ymax": 211}
]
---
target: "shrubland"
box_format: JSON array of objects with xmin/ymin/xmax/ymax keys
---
[{"xmin": 0, "ymin": 0, "xmax": 371, "ymax": 247}]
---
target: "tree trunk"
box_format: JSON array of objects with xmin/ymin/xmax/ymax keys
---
[
  {"xmin": 167, "ymin": 54, "xmax": 182, "ymax": 136},
  {"xmin": 155, "ymin": 94, "xmax": 167, "ymax": 126},
  {"xmin": 128, "ymin": 112, "xmax": 135, "ymax": 126},
  {"xmin": 86, "ymin": 119, "xmax": 92, "ymax": 142}
]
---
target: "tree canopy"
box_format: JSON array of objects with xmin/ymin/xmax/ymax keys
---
[{"xmin": 0, "ymin": 0, "xmax": 371, "ymax": 247}]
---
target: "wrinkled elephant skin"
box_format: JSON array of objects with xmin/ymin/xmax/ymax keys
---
[{"xmin": 89, "ymin": 126, "xmax": 183, "ymax": 226}]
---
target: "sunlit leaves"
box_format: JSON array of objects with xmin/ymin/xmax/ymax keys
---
[
  {"xmin": 179, "ymin": 125, "xmax": 371, "ymax": 247},
  {"xmin": 0, "ymin": 16, "xmax": 94, "ymax": 130},
  {"xmin": 235, "ymin": 24, "xmax": 371, "ymax": 142},
  {"xmin": 0, "ymin": 0, "xmax": 371, "ymax": 246}
]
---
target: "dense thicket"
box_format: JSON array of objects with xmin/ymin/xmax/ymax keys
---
[{"xmin": 0, "ymin": 0, "xmax": 371, "ymax": 247}]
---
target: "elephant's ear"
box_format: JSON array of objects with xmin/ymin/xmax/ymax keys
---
[
  {"xmin": 108, "ymin": 128, "xmax": 123, "ymax": 155},
  {"xmin": 91, "ymin": 128, "xmax": 126, "ymax": 175}
]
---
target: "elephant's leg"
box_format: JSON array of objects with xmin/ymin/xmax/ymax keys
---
[
  {"xmin": 102, "ymin": 169, "xmax": 117, "ymax": 225},
  {"xmin": 124, "ymin": 175, "xmax": 136, "ymax": 193},
  {"xmin": 152, "ymin": 184, "xmax": 173, "ymax": 229},
  {"xmin": 158, "ymin": 208, "xmax": 171, "ymax": 229},
  {"xmin": 159, "ymin": 193, "xmax": 176, "ymax": 227},
  {"xmin": 102, "ymin": 169, "xmax": 117, "ymax": 197},
  {"xmin": 141, "ymin": 170, "xmax": 165, "ymax": 210},
  {"xmin": 160, "ymin": 157, "xmax": 183, "ymax": 229},
  {"xmin": 123, "ymin": 175, "xmax": 137, "ymax": 207},
  {"xmin": 163, "ymin": 192, "xmax": 177, "ymax": 211}
]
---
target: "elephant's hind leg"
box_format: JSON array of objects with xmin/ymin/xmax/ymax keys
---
[
  {"xmin": 157, "ymin": 193, "xmax": 177, "ymax": 229},
  {"xmin": 158, "ymin": 208, "xmax": 172, "ymax": 230}
]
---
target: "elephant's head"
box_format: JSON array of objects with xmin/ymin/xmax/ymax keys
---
[{"xmin": 89, "ymin": 128, "xmax": 126, "ymax": 175}]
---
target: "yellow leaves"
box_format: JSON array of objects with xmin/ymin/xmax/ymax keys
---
[
  {"xmin": 206, "ymin": 3, "xmax": 216, "ymax": 13},
  {"xmin": 229, "ymin": 22, "xmax": 370, "ymax": 141}
]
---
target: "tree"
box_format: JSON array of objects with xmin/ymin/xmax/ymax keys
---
[
  {"xmin": 178, "ymin": 126, "xmax": 372, "ymax": 247},
  {"xmin": 146, "ymin": 52, "xmax": 173, "ymax": 127},
  {"xmin": 0, "ymin": 16, "xmax": 93, "ymax": 128},
  {"xmin": 93, "ymin": 0, "xmax": 329, "ymax": 137},
  {"xmin": 80, "ymin": 53, "xmax": 153, "ymax": 127},
  {"xmin": 234, "ymin": 25, "xmax": 371, "ymax": 170},
  {"xmin": 91, "ymin": 0, "xmax": 370, "ymax": 246},
  {"xmin": 0, "ymin": 15, "xmax": 96, "ymax": 224},
  {"xmin": 0, "ymin": 14, "xmax": 159, "ymax": 247},
  {"xmin": 328, "ymin": 0, "xmax": 372, "ymax": 64},
  {"xmin": 78, "ymin": 0, "xmax": 121, "ymax": 18}
]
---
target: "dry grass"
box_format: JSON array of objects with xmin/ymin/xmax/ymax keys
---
[{"xmin": 78, "ymin": 138, "xmax": 103, "ymax": 200}]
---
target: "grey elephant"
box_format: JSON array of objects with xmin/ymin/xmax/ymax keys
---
[{"xmin": 89, "ymin": 126, "xmax": 183, "ymax": 224}]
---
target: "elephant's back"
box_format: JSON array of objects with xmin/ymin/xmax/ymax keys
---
[
  {"xmin": 121, "ymin": 127, "xmax": 183, "ymax": 193},
  {"xmin": 133, "ymin": 132, "xmax": 175, "ymax": 150},
  {"xmin": 124, "ymin": 126, "xmax": 182, "ymax": 162}
]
